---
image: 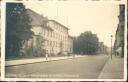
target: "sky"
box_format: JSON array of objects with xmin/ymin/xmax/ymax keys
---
[{"xmin": 24, "ymin": 1, "xmax": 119, "ymax": 47}]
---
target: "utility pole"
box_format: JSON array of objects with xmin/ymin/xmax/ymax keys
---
[{"xmin": 110, "ymin": 35, "xmax": 113, "ymax": 59}]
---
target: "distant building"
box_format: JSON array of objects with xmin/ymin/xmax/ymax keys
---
[
  {"xmin": 98, "ymin": 42, "xmax": 109, "ymax": 54},
  {"xmin": 98, "ymin": 42, "xmax": 104, "ymax": 54},
  {"xmin": 23, "ymin": 9, "xmax": 73, "ymax": 56},
  {"xmin": 114, "ymin": 5, "xmax": 125, "ymax": 57}
]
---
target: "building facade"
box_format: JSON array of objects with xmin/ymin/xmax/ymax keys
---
[
  {"xmin": 46, "ymin": 20, "xmax": 73, "ymax": 55},
  {"xmin": 114, "ymin": 5, "xmax": 125, "ymax": 57},
  {"xmin": 23, "ymin": 9, "xmax": 73, "ymax": 56}
]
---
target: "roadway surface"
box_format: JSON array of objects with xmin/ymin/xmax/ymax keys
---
[{"xmin": 5, "ymin": 55, "xmax": 109, "ymax": 79}]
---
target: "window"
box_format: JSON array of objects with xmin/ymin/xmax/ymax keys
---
[
  {"xmin": 45, "ymin": 30, "xmax": 47, "ymax": 36},
  {"xmin": 61, "ymin": 35, "xmax": 62, "ymax": 40},
  {"xmin": 45, "ymin": 40, "xmax": 47, "ymax": 46},
  {"xmin": 50, "ymin": 41, "xmax": 52, "ymax": 46},
  {"xmin": 50, "ymin": 31, "xmax": 52, "ymax": 37},
  {"xmin": 51, "ymin": 32, "xmax": 53, "ymax": 38},
  {"xmin": 44, "ymin": 29, "xmax": 45, "ymax": 35},
  {"xmin": 47, "ymin": 40, "xmax": 49, "ymax": 46},
  {"xmin": 54, "ymin": 33, "xmax": 56, "ymax": 38},
  {"xmin": 47, "ymin": 30, "xmax": 49, "ymax": 36},
  {"xmin": 52, "ymin": 41, "xmax": 54, "ymax": 46},
  {"xmin": 56, "ymin": 42, "xmax": 57, "ymax": 47},
  {"xmin": 53, "ymin": 41, "xmax": 54, "ymax": 46},
  {"xmin": 58, "ymin": 34, "xmax": 60, "ymax": 40}
]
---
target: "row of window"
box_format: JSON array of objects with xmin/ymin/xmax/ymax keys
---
[
  {"xmin": 45, "ymin": 40, "xmax": 72, "ymax": 48},
  {"xmin": 47, "ymin": 50, "xmax": 58, "ymax": 54},
  {"xmin": 46, "ymin": 48, "xmax": 72, "ymax": 54},
  {"xmin": 45, "ymin": 40, "xmax": 60, "ymax": 47},
  {"xmin": 26, "ymin": 38, "xmax": 72, "ymax": 53},
  {"xmin": 42, "ymin": 29, "xmax": 70, "ymax": 41}
]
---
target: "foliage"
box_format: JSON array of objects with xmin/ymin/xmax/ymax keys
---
[
  {"xmin": 73, "ymin": 31, "xmax": 99, "ymax": 54},
  {"xmin": 6, "ymin": 3, "xmax": 34, "ymax": 57},
  {"xmin": 34, "ymin": 35, "xmax": 46, "ymax": 56}
]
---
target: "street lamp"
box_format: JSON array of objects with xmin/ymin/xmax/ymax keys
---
[{"xmin": 110, "ymin": 35, "xmax": 113, "ymax": 59}]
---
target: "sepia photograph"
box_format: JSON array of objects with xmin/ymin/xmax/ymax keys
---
[{"xmin": 1, "ymin": 0, "xmax": 126, "ymax": 81}]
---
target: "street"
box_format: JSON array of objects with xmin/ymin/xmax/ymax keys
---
[
  {"xmin": 5, "ymin": 55, "xmax": 110, "ymax": 79},
  {"xmin": 3, "ymin": 2, "xmax": 126, "ymax": 81}
]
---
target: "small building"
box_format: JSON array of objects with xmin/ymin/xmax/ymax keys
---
[{"xmin": 98, "ymin": 42, "xmax": 104, "ymax": 54}]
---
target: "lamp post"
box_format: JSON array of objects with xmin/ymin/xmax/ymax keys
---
[{"xmin": 110, "ymin": 35, "xmax": 113, "ymax": 59}]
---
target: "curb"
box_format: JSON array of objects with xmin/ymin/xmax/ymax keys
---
[
  {"xmin": 98, "ymin": 57, "xmax": 110, "ymax": 79},
  {"xmin": 98, "ymin": 56, "xmax": 124, "ymax": 79},
  {"xmin": 5, "ymin": 56, "xmax": 83, "ymax": 67}
]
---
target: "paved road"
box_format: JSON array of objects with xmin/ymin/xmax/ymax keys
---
[{"xmin": 5, "ymin": 55, "xmax": 109, "ymax": 79}]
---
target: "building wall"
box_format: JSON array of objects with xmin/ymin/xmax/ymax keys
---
[
  {"xmin": 24, "ymin": 21, "xmax": 73, "ymax": 56},
  {"xmin": 23, "ymin": 9, "xmax": 73, "ymax": 56},
  {"xmin": 114, "ymin": 5, "xmax": 125, "ymax": 57},
  {"xmin": 45, "ymin": 20, "xmax": 73, "ymax": 55}
]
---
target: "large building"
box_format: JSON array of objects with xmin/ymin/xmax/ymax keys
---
[
  {"xmin": 114, "ymin": 5, "xmax": 125, "ymax": 57},
  {"xmin": 23, "ymin": 9, "xmax": 73, "ymax": 56},
  {"xmin": 46, "ymin": 20, "xmax": 73, "ymax": 55}
]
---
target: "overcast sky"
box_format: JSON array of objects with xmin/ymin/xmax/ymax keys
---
[{"xmin": 24, "ymin": 1, "xmax": 119, "ymax": 47}]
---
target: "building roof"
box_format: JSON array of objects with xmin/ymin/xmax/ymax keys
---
[
  {"xmin": 26, "ymin": 9, "xmax": 53, "ymax": 30},
  {"xmin": 68, "ymin": 35, "xmax": 73, "ymax": 40},
  {"xmin": 49, "ymin": 20, "xmax": 69, "ymax": 30}
]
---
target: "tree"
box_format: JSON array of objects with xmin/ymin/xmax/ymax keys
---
[
  {"xmin": 35, "ymin": 35, "xmax": 46, "ymax": 56},
  {"xmin": 6, "ymin": 3, "xmax": 34, "ymax": 57},
  {"xmin": 73, "ymin": 37, "xmax": 77, "ymax": 54},
  {"xmin": 73, "ymin": 31, "xmax": 99, "ymax": 54}
]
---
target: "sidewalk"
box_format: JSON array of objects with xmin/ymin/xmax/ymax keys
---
[
  {"xmin": 98, "ymin": 56, "xmax": 124, "ymax": 79},
  {"xmin": 5, "ymin": 55, "xmax": 84, "ymax": 66}
]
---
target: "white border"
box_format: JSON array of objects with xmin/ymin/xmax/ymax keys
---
[
  {"xmin": 1, "ymin": 1, "xmax": 6, "ymax": 80},
  {"xmin": 1, "ymin": 0, "xmax": 127, "ymax": 81},
  {"xmin": 124, "ymin": 1, "xmax": 127, "ymax": 81}
]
